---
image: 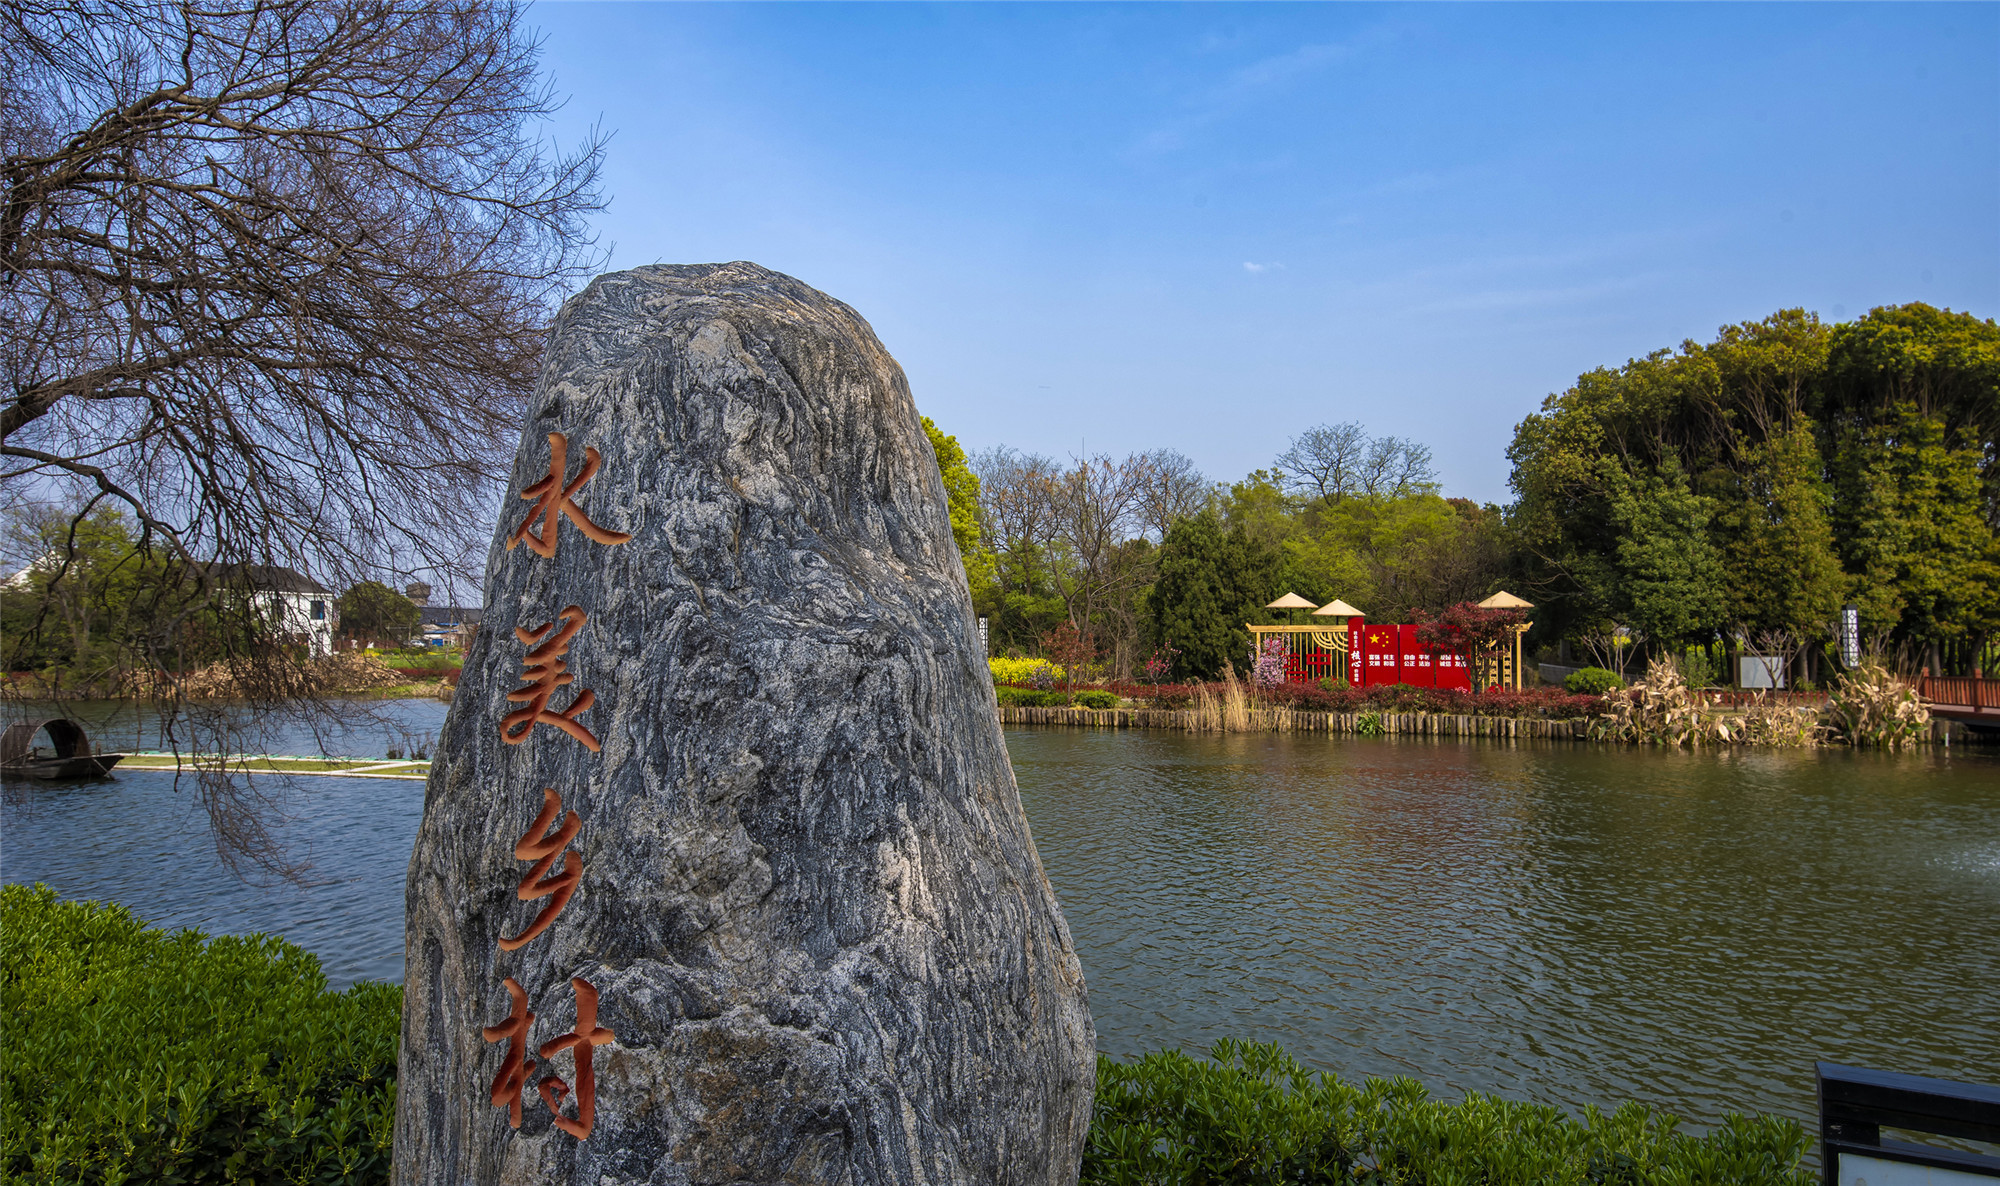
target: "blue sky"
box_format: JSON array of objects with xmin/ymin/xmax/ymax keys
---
[{"xmin": 528, "ymin": 3, "xmax": 1998, "ymax": 504}]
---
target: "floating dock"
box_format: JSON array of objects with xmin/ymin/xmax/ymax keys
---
[{"xmin": 116, "ymin": 752, "xmax": 432, "ymax": 781}]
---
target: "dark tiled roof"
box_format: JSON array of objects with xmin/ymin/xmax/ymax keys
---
[
  {"xmin": 419, "ymin": 606, "xmax": 483, "ymax": 626},
  {"xmin": 205, "ymin": 563, "xmax": 331, "ymax": 595}
]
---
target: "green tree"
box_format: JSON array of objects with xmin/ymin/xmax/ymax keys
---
[
  {"xmin": 1147, "ymin": 511, "xmax": 1273, "ymax": 681},
  {"xmin": 921, "ymin": 417, "xmax": 995, "ymax": 593},
  {"xmin": 1505, "ymin": 304, "xmax": 1999, "ymax": 674},
  {"xmin": 335, "ymin": 582, "xmax": 420, "ymax": 646},
  {"xmin": 1, "ymin": 505, "xmax": 170, "ymax": 686},
  {"xmin": 1604, "ymin": 459, "xmax": 1726, "ymax": 649},
  {"xmin": 1718, "ymin": 426, "xmax": 1842, "ymax": 649},
  {"xmin": 1833, "ymin": 407, "xmax": 2000, "ymax": 668}
]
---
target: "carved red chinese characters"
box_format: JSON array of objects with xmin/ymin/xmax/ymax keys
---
[
  {"xmin": 501, "ymin": 607, "xmax": 600, "ymax": 751},
  {"xmin": 535, "ymin": 978, "xmax": 617, "ymax": 1139},
  {"xmin": 498, "ymin": 789, "xmax": 583, "ymax": 952},
  {"xmin": 508, "ymin": 432, "xmax": 633, "ymax": 558},
  {"xmin": 481, "ymin": 979, "xmax": 536, "ymax": 1129}
]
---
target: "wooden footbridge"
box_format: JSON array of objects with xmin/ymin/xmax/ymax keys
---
[{"xmin": 1918, "ymin": 675, "xmax": 2000, "ymax": 729}]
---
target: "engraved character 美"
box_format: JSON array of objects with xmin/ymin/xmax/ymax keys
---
[{"xmin": 500, "ymin": 606, "xmax": 600, "ymax": 751}]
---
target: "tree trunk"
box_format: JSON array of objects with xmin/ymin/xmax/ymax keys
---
[{"xmin": 396, "ymin": 262, "xmax": 1094, "ymax": 1185}]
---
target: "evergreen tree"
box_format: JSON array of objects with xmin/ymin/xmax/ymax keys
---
[
  {"xmin": 1148, "ymin": 511, "xmax": 1273, "ymax": 680},
  {"xmin": 1833, "ymin": 407, "xmax": 2000, "ymax": 664},
  {"xmin": 335, "ymin": 581, "xmax": 421, "ymax": 646},
  {"xmin": 1719, "ymin": 426, "xmax": 1843, "ymax": 645},
  {"xmin": 1605, "ymin": 459, "xmax": 1727, "ymax": 649}
]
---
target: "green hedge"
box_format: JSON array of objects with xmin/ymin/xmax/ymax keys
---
[
  {"xmin": 4, "ymin": 892, "xmax": 1816, "ymax": 1186},
  {"xmin": 1565, "ymin": 667, "xmax": 1626, "ymax": 695},
  {"xmin": 0, "ymin": 885, "xmax": 398, "ymax": 1185},
  {"xmin": 1085, "ymin": 1040, "xmax": 1812, "ymax": 1185},
  {"xmin": 996, "ymin": 686, "xmax": 1119, "ymax": 709}
]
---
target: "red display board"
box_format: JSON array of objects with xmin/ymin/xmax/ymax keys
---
[{"xmin": 1345, "ymin": 618, "xmax": 1472, "ymax": 691}]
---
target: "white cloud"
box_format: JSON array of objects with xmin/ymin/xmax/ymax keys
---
[{"xmin": 1243, "ymin": 261, "xmax": 1285, "ymax": 273}]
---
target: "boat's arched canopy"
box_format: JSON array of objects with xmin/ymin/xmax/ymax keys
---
[{"xmin": 1, "ymin": 718, "xmax": 90, "ymax": 764}]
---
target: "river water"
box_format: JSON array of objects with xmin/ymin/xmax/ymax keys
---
[{"xmin": 4, "ymin": 701, "xmax": 1996, "ymax": 1136}]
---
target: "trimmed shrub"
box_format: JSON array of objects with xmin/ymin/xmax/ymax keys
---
[
  {"xmin": 1565, "ymin": 667, "xmax": 1626, "ymax": 695},
  {"xmin": 1084, "ymin": 1040, "xmax": 1813, "ymax": 1185},
  {"xmin": 1074, "ymin": 690, "xmax": 1118, "ymax": 709},
  {"xmin": 1, "ymin": 891, "xmax": 1818, "ymax": 1185},
  {"xmin": 996, "ymin": 685, "xmax": 1061, "ymax": 707},
  {"xmin": 0, "ymin": 884, "xmax": 398, "ymax": 1185}
]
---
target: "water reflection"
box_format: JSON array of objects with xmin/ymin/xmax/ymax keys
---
[
  {"xmin": 1009, "ymin": 730, "xmax": 2000, "ymax": 1134},
  {"xmin": 3, "ymin": 711, "xmax": 1994, "ymax": 1136},
  {"xmin": 2, "ymin": 698, "xmax": 447, "ymax": 985}
]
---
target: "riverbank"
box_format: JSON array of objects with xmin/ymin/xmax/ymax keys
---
[
  {"xmin": 1, "ymin": 884, "xmax": 1820, "ymax": 1186},
  {"xmin": 999, "ymin": 704, "xmax": 1593, "ymax": 739},
  {"xmin": 998, "ymin": 703, "xmax": 1989, "ymax": 743}
]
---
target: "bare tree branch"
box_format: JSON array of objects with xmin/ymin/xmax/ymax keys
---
[{"xmin": 1, "ymin": 0, "xmax": 606, "ymax": 875}]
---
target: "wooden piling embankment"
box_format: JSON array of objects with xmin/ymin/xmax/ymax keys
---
[{"xmin": 994, "ymin": 705, "xmax": 1592, "ymax": 739}]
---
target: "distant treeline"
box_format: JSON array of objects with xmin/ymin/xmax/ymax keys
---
[
  {"xmin": 1508, "ymin": 302, "xmax": 1996, "ymax": 682},
  {"xmin": 941, "ymin": 302, "xmax": 1997, "ymax": 684}
]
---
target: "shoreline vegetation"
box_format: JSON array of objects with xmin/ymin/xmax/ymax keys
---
[
  {"xmin": 1, "ymin": 886, "xmax": 1817, "ymax": 1185},
  {"xmin": 996, "ymin": 658, "xmax": 1957, "ymax": 747},
  {"xmin": 3, "ymin": 650, "xmax": 460, "ymax": 705}
]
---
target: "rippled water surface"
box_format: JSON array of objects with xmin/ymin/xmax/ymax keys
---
[
  {"xmin": 4, "ymin": 703, "xmax": 1995, "ymax": 1133},
  {"xmin": 2, "ymin": 699, "xmax": 446, "ymax": 986},
  {"xmin": 1009, "ymin": 729, "xmax": 2000, "ymax": 1132}
]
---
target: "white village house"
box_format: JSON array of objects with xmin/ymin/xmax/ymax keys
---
[{"xmin": 210, "ymin": 564, "xmax": 337, "ymax": 657}]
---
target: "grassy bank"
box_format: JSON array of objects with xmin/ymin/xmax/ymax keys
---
[{"xmin": 4, "ymin": 887, "xmax": 1817, "ymax": 1184}]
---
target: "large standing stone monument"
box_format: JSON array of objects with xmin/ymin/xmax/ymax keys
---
[{"xmin": 396, "ymin": 263, "xmax": 1095, "ymax": 1184}]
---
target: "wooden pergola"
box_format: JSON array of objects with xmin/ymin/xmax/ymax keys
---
[
  {"xmin": 1244, "ymin": 591, "xmax": 1536, "ymax": 690},
  {"xmin": 1475, "ymin": 591, "xmax": 1534, "ymax": 691}
]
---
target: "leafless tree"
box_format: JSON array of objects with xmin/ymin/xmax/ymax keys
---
[
  {"xmin": 1744, "ymin": 626, "xmax": 1803, "ymax": 690},
  {"xmin": 1134, "ymin": 448, "xmax": 1210, "ymax": 542},
  {"xmin": 972, "ymin": 446, "xmax": 1061, "ymax": 603},
  {"xmin": 1579, "ymin": 623, "xmax": 1642, "ymax": 676},
  {"xmin": 3, "ymin": 0, "xmax": 602, "ymax": 583},
  {"xmin": 1357, "ymin": 436, "xmax": 1437, "ymax": 498},
  {"xmin": 1047, "ymin": 453, "xmax": 1152, "ymax": 656},
  {"xmin": 1275, "ymin": 421, "xmax": 1369, "ymax": 505},
  {"xmin": 1, "ymin": 0, "xmax": 605, "ymax": 875},
  {"xmin": 1277, "ymin": 421, "xmax": 1438, "ymax": 505}
]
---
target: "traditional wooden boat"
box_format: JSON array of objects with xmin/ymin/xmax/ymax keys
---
[{"xmin": 0, "ymin": 718, "xmax": 125, "ymax": 780}]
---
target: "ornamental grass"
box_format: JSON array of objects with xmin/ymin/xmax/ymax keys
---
[{"xmin": 1819, "ymin": 661, "xmax": 1932, "ymax": 749}]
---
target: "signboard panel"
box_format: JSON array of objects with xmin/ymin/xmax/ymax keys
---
[
  {"xmin": 1399, "ymin": 625, "xmax": 1433, "ymax": 688},
  {"xmin": 1360, "ymin": 623, "xmax": 1399, "ymax": 687},
  {"xmin": 1741, "ymin": 656, "xmax": 1788, "ymax": 689},
  {"xmin": 1838, "ymin": 1152, "xmax": 2000, "ymax": 1185},
  {"xmin": 1435, "ymin": 648, "xmax": 1472, "ymax": 692}
]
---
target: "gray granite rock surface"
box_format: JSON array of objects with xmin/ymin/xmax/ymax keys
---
[{"xmin": 395, "ymin": 262, "xmax": 1094, "ymax": 1185}]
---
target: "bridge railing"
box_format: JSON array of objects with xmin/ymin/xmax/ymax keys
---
[{"xmin": 1917, "ymin": 675, "xmax": 1999, "ymax": 711}]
